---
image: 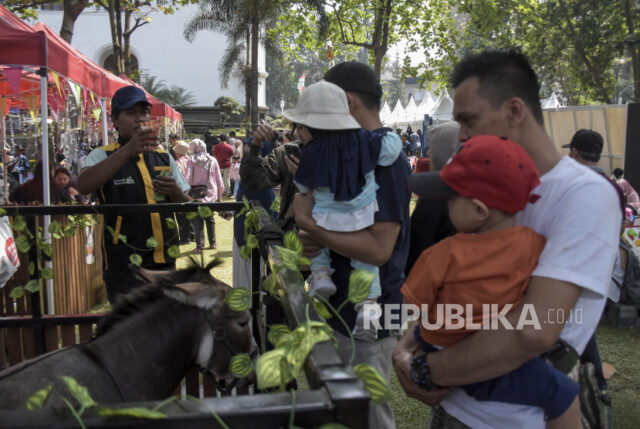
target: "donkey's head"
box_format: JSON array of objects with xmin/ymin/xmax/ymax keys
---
[{"xmin": 135, "ymin": 258, "xmax": 256, "ymax": 383}]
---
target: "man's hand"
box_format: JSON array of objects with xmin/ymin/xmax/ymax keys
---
[
  {"xmin": 392, "ymin": 323, "xmax": 451, "ymax": 406},
  {"xmin": 123, "ymin": 127, "xmax": 160, "ymax": 157},
  {"xmin": 298, "ymin": 229, "xmax": 323, "ymax": 258},
  {"xmin": 153, "ymin": 176, "xmax": 186, "ymax": 202},
  {"xmin": 293, "ymin": 191, "xmax": 315, "ymax": 231},
  {"xmin": 253, "ymin": 125, "xmax": 273, "ymax": 147},
  {"xmin": 284, "ymin": 154, "xmax": 299, "ymax": 176}
]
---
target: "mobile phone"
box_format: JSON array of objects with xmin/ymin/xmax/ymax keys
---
[{"xmin": 284, "ymin": 143, "xmax": 301, "ymax": 158}]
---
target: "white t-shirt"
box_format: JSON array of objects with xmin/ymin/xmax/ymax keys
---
[{"xmin": 441, "ymin": 156, "xmax": 621, "ymax": 429}]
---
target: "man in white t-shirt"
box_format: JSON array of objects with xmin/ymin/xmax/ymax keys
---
[{"xmin": 392, "ymin": 50, "xmax": 621, "ymax": 428}]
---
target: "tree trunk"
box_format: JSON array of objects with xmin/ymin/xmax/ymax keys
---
[
  {"xmin": 60, "ymin": 0, "xmax": 88, "ymax": 43},
  {"xmin": 106, "ymin": 0, "xmax": 124, "ymax": 75},
  {"xmin": 245, "ymin": 28, "xmax": 251, "ymax": 125},
  {"xmin": 250, "ymin": 15, "xmax": 259, "ymax": 130},
  {"xmin": 624, "ymin": 0, "xmax": 640, "ymax": 102},
  {"xmin": 371, "ymin": 0, "xmax": 393, "ymax": 78},
  {"xmin": 123, "ymin": 10, "xmax": 133, "ymax": 76}
]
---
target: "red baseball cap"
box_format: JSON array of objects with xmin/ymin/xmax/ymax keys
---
[{"xmin": 408, "ymin": 135, "xmax": 541, "ymax": 214}]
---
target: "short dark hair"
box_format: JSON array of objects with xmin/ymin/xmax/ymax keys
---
[
  {"xmin": 169, "ymin": 133, "xmax": 179, "ymax": 140},
  {"xmin": 220, "ymin": 133, "xmax": 227, "ymax": 142},
  {"xmin": 450, "ymin": 49, "xmax": 544, "ymax": 124},
  {"xmin": 229, "ymin": 131, "xmax": 236, "ymax": 137},
  {"xmin": 54, "ymin": 167, "xmax": 70, "ymax": 178},
  {"xmin": 350, "ymin": 90, "xmax": 381, "ymax": 111},
  {"xmin": 613, "ymin": 168, "xmax": 624, "ymax": 179}
]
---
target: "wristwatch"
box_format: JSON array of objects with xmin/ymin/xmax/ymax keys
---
[{"xmin": 411, "ymin": 352, "xmax": 441, "ymax": 390}]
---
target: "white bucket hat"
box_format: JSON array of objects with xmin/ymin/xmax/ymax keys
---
[{"xmin": 284, "ymin": 80, "xmax": 361, "ymax": 130}]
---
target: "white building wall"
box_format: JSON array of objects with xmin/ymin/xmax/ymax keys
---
[{"xmin": 34, "ymin": 5, "xmax": 266, "ymax": 107}]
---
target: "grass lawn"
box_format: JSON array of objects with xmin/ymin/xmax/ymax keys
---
[{"xmin": 180, "ymin": 197, "xmax": 640, "ymax": 428}]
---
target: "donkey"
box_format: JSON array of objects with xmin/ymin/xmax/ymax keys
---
[{"xmin": 0, "ymin": 258, "xmax": 256, "ymax": 409}]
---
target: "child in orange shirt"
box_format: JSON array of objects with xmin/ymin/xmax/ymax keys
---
[{"xmin": 402, "ymin": 135, "xmax": 580, "ymax": 428}]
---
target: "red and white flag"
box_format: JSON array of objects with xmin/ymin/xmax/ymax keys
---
[{"xmin": 297, "ymin": 72, "xmax": 306, "ymax": 94}]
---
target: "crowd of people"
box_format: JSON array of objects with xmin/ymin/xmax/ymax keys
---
[{"xmin": 5, "ymin": 48, "xmax": 637, "ymax": 429}]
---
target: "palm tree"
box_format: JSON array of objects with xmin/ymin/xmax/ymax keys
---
[
  {"xmin": 184, "ymin": 0, "xmax": 326, "ymax": 129},
  {"xmin": 157, "ymin": 86, "xmax": 197, "ymax": 109},
  {"xmin": 141, "ymin": 75, "xmax": 168, "ymax": 98}
]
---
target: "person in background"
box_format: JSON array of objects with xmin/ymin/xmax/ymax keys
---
[
  {"xmin": 229, "ymin": 130, "xmax": 243, "ymax": 160},
  {"xmin": 167, "ymin": 133, "xmax": 179, "ymax": 159},
  {"xmin": 11, "ymin": 147, "xmax": 30, "ymax": 184},
  {"xmin": 12, "ymin": 160, "xmax": 72, "ymax": 205},
  {"xmin": 404, "ymin": 121, "xmax": 459, "ymax": 275},
  {"xmin": 229, "ymin": 153, "xmax": 241, "ymax": 198},
  {"xmin": 54, "ymin": 167, "xmax": 88, "ymax": 203},
  {"xmin": 173, "ymin": 141, "xmax": 194, "ymax": 245},
  {"xmin": 613, "ymin": 167, "xmax": 640, "ymax": 213},
  {"xmin": 212, "ymin": 134, "xmax": 234, "ymax": 197},
  {"xmin": 185, "ymin": 139, "xmax": 224, "ymax": 253}
]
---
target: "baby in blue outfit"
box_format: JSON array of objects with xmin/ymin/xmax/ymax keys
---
[{"xmin": 286, "ymin": 80, "xmax": 402, "ymax": 341}]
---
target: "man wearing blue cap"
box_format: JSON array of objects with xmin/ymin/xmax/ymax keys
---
[{"xmin": 78, "ymin": 85, "xmax": 191, "ymax": 302}]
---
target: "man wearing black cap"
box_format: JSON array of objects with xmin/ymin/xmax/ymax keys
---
[
  {"xmin": 78, "ymin": 85, "xmax": 191, "ymax": 302},
  {"xmin": 563, "ymin": 129, "xmax": 605, "ymax": 170},
  {"xmin": 294, "ymin": 61, "xmax": 412, "ymax": 429}
]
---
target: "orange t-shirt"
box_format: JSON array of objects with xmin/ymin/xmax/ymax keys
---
[{"xmin": 401, "ymin": 226, "xmax": 545, "ymax": 347}]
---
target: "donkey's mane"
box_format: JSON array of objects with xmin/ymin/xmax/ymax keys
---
[{"xmin": 96, "ymin": 258, "xmax": 224, "ymax": 337}]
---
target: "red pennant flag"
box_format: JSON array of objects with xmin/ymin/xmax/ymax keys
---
[{"xmin": 5, "ymin": 67, "xmax": 22, "ymax": 95}]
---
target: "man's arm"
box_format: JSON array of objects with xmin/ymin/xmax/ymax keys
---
[
  {"xmin": 392, "ymin": 276, "xmax": 582, "ymax": 405},
  {"xmin": 240, "ymin": 125, "xmax": 285, "ymax": 191},
  {"xmin": 77, "ymin": 129, "xmax": 159, "ymax": 194},
  {"xmin": 294, "ymin": 191, "xmax": 400, "ymax": 266}
]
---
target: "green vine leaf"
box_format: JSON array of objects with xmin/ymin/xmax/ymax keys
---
[
  {"xmin": 198, "ymin": 206, "xmax": 213, "ymax": 219},
  {"xmin": 239, "ymin": 245, "xmax": 251, "ymax": 261},
  {"xmin": 41, "ymin": 243, "xmax": 53, "ymax": 257},
  {"xmin": 24, "ymin": 279, "xmax": 40, "ymax": 293},
  {"xmin": 347, "ymin": 270, "xmax": 375, "ymax": 304},
  {"xmin": 15, "ymin": 235, "xmax": 31, "ymax": 253},
  {"xmin": 0, "ymin": 207, "xmax": 6, "ymax": 215},
  {"xmin": 167, "ymin": 245, "xmax": 180, "ymax": 258},
  {"xmin": 275, "ymin": 246, "xmax": 302, "ymax": 272},
  {"xmin": 48, "ymin": 220, "xmax": 61, "ymax": 234},
  {"xmin": 60, "ymin": 376, "xmax": 97, "ymax": 409},
  {"xmin": 354, "ymin": 364, "xmax": 392, "ymax": 405},
  {"xmin": 229, "ymin": 353, "xmax": 254, "ymax": 378},
  {"xmin": 283, "ymin": 230, "xmax": 303, "ymax": 254},
  {"xmin": 224, "ymin": 288, "xmax": 251, "ymax": 311},
  {"xmin": 256, "ymin": 348, "xmax": 288, "ymax": 390},
  {"xmin": 118, "ymin": 234, "xmax": 127, "ymax": 244},
  {"xmin": 269, "ymin": 196, "xmax": 281, "ymax": 213},
  {"xmin": 186, "ymin": 212, "xmax": 198, "ymax": 220},
  {"xmin": 25, "ymin": 384, "xmax": 53, "ymax": 409},
  {"xmin": 13, "ymin": 216, "xmax": 27, "ymax": 232},
  {"xmin": 41, "ymin": 267, "xmax": 54, "ymax": 280},
  {"xmin": 246, "ymin": 234, "xmax": 258, "ymax": 249},
  {"xmin": 146, "ymin": 237, "xmax": 158, "ymax": 248},
  {"xmin": 263, "ymin": 273, "xmax": 281, "ymax": 297},
  {"xmin": 129, "ymin": 254, "xmax": 143, "ymax": 267},
  {"xmin": 9, "ymin": 286, "xmax": 24, "ymax": 299},
  {"xmin": 98, "ymin": 407, "xmax": 167, "ymax": 419},
  {"xmin": 312, "ymin": 296, "xmax": 332, "ymax": 320},
  {"xmin": 165, "ymin": 217, "xmax": 177, "ymax": 230},
  {"xmin": 28, "ymin": 262, "xmax": 35, "ymax": 276},
  {"xmin": 267, "ymin": 324, "xmax": 292, "ymax": 346}
]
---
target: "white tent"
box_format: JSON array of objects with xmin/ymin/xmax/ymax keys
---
[
  {"xmin": 404, "ymin": 96, "xmax": 420, "ymax": 122},
  {"xmin": 417, "ymin": 90, "xmax": 437, "ymax": 116},
  {"xmin": 380, "ymin": 101, "xmax": 392, "ymax": 124},
  {"xmin": 390, "ymin": 99, "xmax": 406, "ymax": 124},
  {"xmin": 541, "ymin": 93, "xmax": 562, "ymax": 109},
  {"xmin": 431, "ymin": 90, "xmax": 454, "ymax": 122}
]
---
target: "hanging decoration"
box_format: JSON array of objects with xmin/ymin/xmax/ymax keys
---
[
  {"xmin": 50, "ymin": 71, "xmax": 62, "ymax": 97},
  {"xmin": 5, "ymin": 67, "xmax": 22, "ymax": 95},
  {"xmin": 0, "ymin": 97, "xmax": 9, "ymax": 118}
]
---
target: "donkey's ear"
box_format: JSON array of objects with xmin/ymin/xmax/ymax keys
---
[
  {"xmin": 165, "ymin": 282, "xmax": 224, "ymax": 310},
  {"xmin": 132, "ymin": 266, "xmax": 173, "ymax": 284}
]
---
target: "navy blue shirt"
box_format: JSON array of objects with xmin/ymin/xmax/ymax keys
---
[{"xmin": 328, "ymin": 148, "xmax": 412, "ymax": 338}]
